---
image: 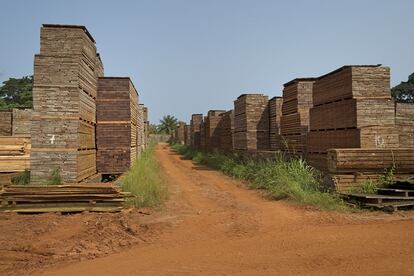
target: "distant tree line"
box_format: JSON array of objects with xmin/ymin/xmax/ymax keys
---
[{"xmin": 391, "ymin": 73, "xmax": 414, "ymax": 103}]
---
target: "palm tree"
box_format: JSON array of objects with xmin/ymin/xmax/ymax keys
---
[{"xmin": 159, "ymin": 115, "xmax": 179, "ymax": 135}]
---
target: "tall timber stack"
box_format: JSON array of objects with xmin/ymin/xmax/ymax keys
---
[
  {"xmin": 137, "ymin": 104, "xmax": 145, "ymax": 154},
  {"xmin": 234, "ymin": 94, "xmax": 269, "ymax": 151},
  {"xmin": 96, "ymin": 77, "xmax": 138, "ymax": 174},
  {"xmin": 12, "ymin": 109, "xmax": 32, "ymax": 136},
  {"xmin": 143, "ymin": 106, "xmax": 149, "ymax": 149},
  {"xmin": 176, "ymin": 122, "xmax": 186, "ymax": 144},
  {"xmin": 31, "ymin": 24, "xmax": 103, "ymax": 184},
  {"xmin": 190, "ymin": 114, "xmax": 203, "ymax": 149},
  {"xmin": 268, "ymin": 97, "xmax": 283, "ymax": 151},
  {"xmin": 280, "ymin": 79, "xmax": 315, "ymax": 156},
  {"xmin": 205, "ymin": 110, "xmax": 226, "ymax": 150},
  {"xmin": 0, "ymin": 111, "xmax": 12, "ymax": 136},
  {"xmin": 218, "ymin": 110, "xmax": 234, "ymax": 151},
  {"xmin": 185, "ymin": 124, "xmax": 191, "ymax": 146},
  {"xmin": 395, "ymin": 102, "xmax": 414, "ymax": 147},
  {"xmin": 307, "ymin": 65, "xmax": 398, "ymax": 174},
  {"xmin": 200, "ymin": 117, "xmax": 207, "ymax": 150}
]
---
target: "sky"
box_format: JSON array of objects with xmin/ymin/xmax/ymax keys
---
[{"xmin": 0, "ymin": 0, "xmax": 413, "ymax": 123}]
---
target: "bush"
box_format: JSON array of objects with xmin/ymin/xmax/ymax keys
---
[
  {"xmin": 11, "ymin": 170, "xmax": 30, "ymax": 185},
  {"xmin": 122, "ymin": 143, "xmax": 168, "ymax": 207},
  {"xmin": 171, "ymin": 144, "xmax": 347, "ymax": 211},
  {"xmin": 48, "ymin": 168, "xmax": 62, "ymax": 185}
]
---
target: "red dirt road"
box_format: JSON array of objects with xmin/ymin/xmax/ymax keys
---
[{"xmin": 42, "ymin": 144, "xmax": 414, "ymax": 275}]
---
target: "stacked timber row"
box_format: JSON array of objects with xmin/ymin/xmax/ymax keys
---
[
  {"xmin": 280, "ymin": 79, "xmax": 315, "ymax": 156},
  {"xmin": 326, "ymin": 148, "xmax": 414, "ymax": 191},
  {"xmin": 218, "ymin": 110, "xmax": 234, "ymax": 151},
  {"xmin": 185, "ymin": 124, "xmax": 191, "ymax": 146},
  {"xmin": 234, "ymin": 94, "xmax": 269, "ymax": 151},
  {"xmin": 137, "ymin": 104, "xmax": 145, "ymax": 155},
  {"xmin": 0, "ymin": 136, "xmax": 31, "ymax": 173},
  {"xmin": 175, "ymin": 122, "xmax": 186, "ymax": 145},
  {"xmin": 143, "ymin": 106, "xmax": 149, "ymax": 149},
  {"xmin": 268, "ymin": 97, "xmax": 283, "ymax": 151},
  {"xmin": 31, "ymin": 24, "xmax": 103, "ymax": 184},
  {"xmin": 200, "ymin": 117, "xmax": 207, "ymax": 151},
  {"xmin": 96, "ymin": 77, "xmax": 138, "ymax": 174},
  {"xmin": 307, "ymin": 65, "xmax": 397, "ymax": 172},
  {"xmin": 205, "ymin": 110, "xmax": 226, "ymax": 150},
  {"xmin": 0, "ymin": 111, "xmax": 12, "ymax": 136},
  {"xmin": 395, "ymin": 102, "xmax": 414, "ymax": 147},
  {"xmin": 190, "ymin": 114, "xmax": 203, "ymax": 149},
  {"xmin": 12, "ymin": 109, "xmax": 32, "ymax": 136}
]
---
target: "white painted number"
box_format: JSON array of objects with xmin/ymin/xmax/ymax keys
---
[{"xmin": 48, "ymin": 134, "xmax": 56, "ymax": 145}]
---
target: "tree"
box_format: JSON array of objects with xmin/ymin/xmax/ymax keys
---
[
  {"xmin": 158, "ymin": 115, "xmax": 179, "ymax": 135},
  {"xmin": 0, "ymin": 76, "xmax": 33, "ymax": 110},
  {"xmin": 391, "ymin": 73, "xmax": 414, "ymax": 103},
  {"xmin": 150, "ymin": 124, "xmax": 162, "ymax": 134}
]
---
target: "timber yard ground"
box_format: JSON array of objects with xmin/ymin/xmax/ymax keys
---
[{"xmin": 1, "ymin": 143, "xmax": 414, "ymax": 276}]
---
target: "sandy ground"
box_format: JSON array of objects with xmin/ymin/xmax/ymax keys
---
[{"xmin": 2, "ymin": 143, "xmax": 414, "ymax": 275}]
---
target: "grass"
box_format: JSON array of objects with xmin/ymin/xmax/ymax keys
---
[
  {"xmin": 171, "ymin": 143, "xmax": 347, "ymax": 211},
  {"xmin": 122, "ymin": 143, "xmax": 168, "ymax": 207},
  {"xmin": 11, "ymin": 170, "xmax": 31, "ymax": 185},
  {"xmin": 350, "ymin": 166, "xmax": 396, "ymax": 194},
  {"xmin": 48, "ymin": 168, "xmax": 62, "ymax": 185}
]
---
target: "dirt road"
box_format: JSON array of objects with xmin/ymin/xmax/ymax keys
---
[{"xmin": 42, "ymin": 144, "xmax": 414, "ymax": 275}]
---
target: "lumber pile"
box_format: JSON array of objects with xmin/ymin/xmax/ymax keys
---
[
  {"xmin": 269, "ymin": 97, "xmax": 283, "ymax": 151},
  {"xmin": 234, "ymin": 94, "xmax": 269, "ymax": 151},
  {"xmin": 96, "ymin": 77, "xmax": 139, "ymax": 174},
  {"xmin": 218, "ymin": 110, "xmax": 234, "ymax": 151},
  {"xmin": 395, "ymin": 102, "xmax": 414, "ymax": 147},
  {"xmin": 200, "ymin": 118, "xmax": 207, "ymax": 151},
  {"xmin": 175, "ymin": 122, "xmax": 186, "ymax": 145},
  {"xmin": 190, "ymin": 114, "xmax": 203, "ymax": 149},
  {"xmin": 0, "ymin": 111, "xmax": 12, "ymax": 136},
  {"xmin": 280, "ymin": 79, "xmax": 315, "ymax": 156},
  {"xmin": 185, "ymin": 124, "xmax": 191, "ymax": 146},
  {"xmin": 0, "ymin": 136, "xmax": 31, "ymax": 172},
  {"xmin": 31, "ymin": 24, "xmax": 103, "ymax": 184},
  {"xmin": 12, "ymin": 109, "xmax": 32, "ymax": 136},
  {"xmin": 307, "ymin": 65, "xmax": 397, "ymax": 171},
  {"xmin": 0, "ymin": 184, "xmax": 126, "ymax": 213},
  {"xmin": 205, "ymin": 110, "xmax": 226, "ymax": 150},
  {"xmin": 137, "ymin": 104, "xmax": 145, "ymax": 156},
  {"xmin": 143, "ymin": 106, "xmax": 149, "ymax": 150}
]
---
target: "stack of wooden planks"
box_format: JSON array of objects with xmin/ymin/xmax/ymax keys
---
[
  {"xmin": 175, "ymin": 122, "xmax": 186, "ymax": 145},
  {"xmin": 0, "ymin": 136, "xmax": 31, "ymax": 173},
  {"xmin": 143, "ymin": 106, "xmax": 149, "ymax": 150},
  {"xmin": 268, "ymin": 97, "xmax": 283, "ymax": 151},
  {"xmin": 205, "ymin": 110, "xmax": 226, "ymax": 150},
  {"xmin": 185, "ymin": 124, "xmax": 191, "ymax": 146},
  {"xmin": 200, "ymin": 118, "xmax": 207, "ymax": 151},
  {"xmin": 137, "ymin": 104, "xmax": 145, "ymax": 156},
  {"xmin": 280, "ymin": 79, "xmax": 315, "ymax": 156},
  {"xmin": 307, "ymin": 65, "xmax": 397, "ymax": 172},
  {"xmin": 0, "ymin": 111, "xmax": 12, "ymax": 136},
  {"xmin": 327, "ymin": 148, "xmax": 414, "ymax": 191},
  {"xmin": 234, "ymin": 94, "xmax": 269, "ymax": 151},
  {"xmin": 0, "ymin": 184, "xmax": 126, "ymax": 213},
  {"xmin": 12, "ymin": 109, "xmax": 32, "ymax": 136},
  {"xmin": 96, "ymin": 77, "xmax": 139, "ymax": 174},
  {"xmin": 218, "ymin": 110, "xmax": 234, "ymax": 151},
  {"xmin": 395, "ymin": 102, "xmax": 414, "ymax": 148},
  {"xmin": 31, "ymin": 24, "xmax": 103, "ymax": 184},
  {"xmin": 190, "ymin": 114, "xmax": 203, "ymax": 149}
]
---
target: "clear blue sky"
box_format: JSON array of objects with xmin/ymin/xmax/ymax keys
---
[{"xmin": 0, "ymin": 0, "xmax": 413, "ymax": 123}]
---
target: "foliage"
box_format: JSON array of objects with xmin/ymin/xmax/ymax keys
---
[
  {"xmin": 0, "ymin": 76, "xmax": 33, "ymax": 110},
  {"xmin": 351, "ymin": 166, "xmax": 395, "ymax": 194},
  {"xmin": 48, "ymin": 168, "xmax": 62, "ymax": 185},
  {"xmin": 122, "ymin": 142, "xmax": 168, "ymax": 207},
  {"xmin": 158, "ymin": 115, "xmax": 178, "ymax": 135},
  {"xmin": 11, "ymin": 170, "xmax": 30, "ymax": 185},
  {"xmin": 171, "ymin": 144, "xmax": 347, "ymax": 211},
  {"xmin": 391, "ymin": 73, "xmax": 414, "ymax": 103}
]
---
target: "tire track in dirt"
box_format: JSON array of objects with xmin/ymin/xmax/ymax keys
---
[{"xmin": 41, "ymin": 144, "xmax": 414, "ymax": 275}]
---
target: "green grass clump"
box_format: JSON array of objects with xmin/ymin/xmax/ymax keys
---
[
  {"xmin": 48, "ymin": 168, "xmax": 62, "ymax": 185},
  {"xmin": 11, "ymin": 170, "xmax": 31, "ymax": 185},
  {"xmin": 122, "ymin": 143, "xmax": 168, "ymax": 207},
  {"xmin": 171, "ymin": 144, "xmax": 347, "ymax": 211}
]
